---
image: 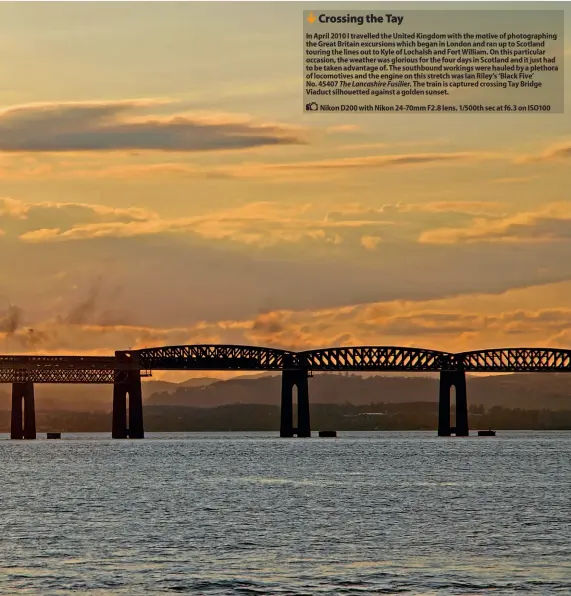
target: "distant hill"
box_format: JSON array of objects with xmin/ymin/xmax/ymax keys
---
[
  {"xmin": 0, "ymin": 376, "xmax": 220, "ymax": 412},
  {"xmin": 147, "ymin": 375, "xmax": 281, "ymax": 407},
  {"xmin": 2, "ymin": 372, "xmax": 571, "ymax": 412},
  {"xmin": 178, "ymin": 377, "xmax": 220, "ymax": 387},
  {"xmin": 142, "ymin": 376, "xmax": 219, "ymax": 395},
  {"xmin": 146, "ymin": 373, "xmax": 571, "ymax": 411}
]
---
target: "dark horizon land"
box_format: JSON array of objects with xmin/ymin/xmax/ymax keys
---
[{"xmin": 2, "ymin": 372, "xmax": 571, "ymax": 432}]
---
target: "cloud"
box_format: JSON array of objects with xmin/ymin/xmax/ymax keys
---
[
  {"xmin": 411, "ymin": 202, "xmax": 505, "ymax": 215},
  {"xmin": 0, "ymin": 101, "xmax": 304, "ymax": 153},
  {"xmin": 0, "ymin": 151, "xmax": 483, "ymax": 183},
  {"xmin": 361, "ymin": 235, "xmax": 382, "ymax": 250},
  {"xmin": 220, "ymin": 305, "xmax": 571, "ymax": 353},
  {"xmin": 324, "ymin": 124, "xmax": 360, "ymax": 134},
  {"xmin": 5, "ymin": 296, "xmax": 571, "ymax": 356},
  {"xmin": 17, "ymin": 197, "xmax": 504, "ymax": 246},
  {"xmin": 265, "ymin": 152, "xmax": 481, "ymax": 171},
  {"xmin": 77, "ymin": 163, "xmax": 216, "ymax": 180},
  {"xmin": 52, "ymin": 152, "xmax": 483, "ymax": 182},
  {"xmin": 7, "ymin": 198, "xmax": 571, "ymax": 332},
  {"xmin": 419, "ymin": 202, "xmax": 571, "ymax": 244},
  {"xmin": 89, "ymin": 152, "xmax": 486, "ymax": 181},
  {"xmin": 519, "ymin": 142, "xmax": 571, "ymax": 163},
  {"xmin": 15, "ymin": 201, "xmax": 376, "ymax": 246},
  {"xmin": 5, "ymin": 196, "xmax": 564, "ymax": 261},
  {"xmin": 326, "ymin": 201, "xmax": 505, "ymax": 222},
  {"xmin": 0, "ymin": 197, "xmax": 155, "ymax": 222},
  {"xmin": 0, "ymin": 197, "xmax": 29, "ymax": 218},
  {"xmin": 0, "ymin": 197, "xmax": 159, "ymax": 240},
  {"xmin": 489, "ymin": 176, "xmax": 536, "ymax": 185}
]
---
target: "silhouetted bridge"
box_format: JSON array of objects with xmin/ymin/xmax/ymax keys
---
[{"xmin": 2, "ymin": 345, "xmax": 571, "ymax": 440}]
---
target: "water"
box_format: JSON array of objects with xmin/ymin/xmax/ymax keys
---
[{"xmin": 0, "ymin": 431, "xmax": 570, "ymax": 595}]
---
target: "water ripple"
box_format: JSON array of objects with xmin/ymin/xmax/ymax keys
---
[{"xmin": 0, "ymin": 430, "xmax": 569, "ymax": 595}]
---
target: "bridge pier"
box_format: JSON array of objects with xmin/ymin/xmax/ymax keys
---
[
  {"xmin": 438, "ymin": 370, "xmax": 469, "ymax": 437},
  {"xmin": 112, "ymin": 353, "xmax": 144, "ymax": 439},
  {"xmin": 11, "ymin": 381, "xmax": 36, "ymax": 440},
  {"xmin": 280, "ymin": 368, "xmax": 310, "ymax": 437}
]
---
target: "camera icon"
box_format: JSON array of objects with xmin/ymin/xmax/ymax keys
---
[{"xmin": 305, "ymin": 102, "xmax": 318, "ymax": 111}]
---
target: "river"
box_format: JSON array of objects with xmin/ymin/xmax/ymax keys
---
[{"xmin": 0, "ymin": 431, "xmax": 569, "ymax": 594}]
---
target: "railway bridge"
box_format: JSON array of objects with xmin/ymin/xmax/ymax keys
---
[{"xmin": 1, "ymin": 345, "xmax": 570, "ymax": 439}]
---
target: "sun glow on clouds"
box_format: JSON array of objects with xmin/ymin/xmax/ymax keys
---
[
  {"xmin": 4, "ymin": 286, "xmax": 571, "ymax": 356},
  {"xmin": 420, "ymin": 202, "xmax": 571, "ymax": 244},
  {"xmin": 15, "ymin": 201, "xmax": 335, "ymax": 246},
  {"xmin": 0, "ymin": 100, "xmax": 566, "ymax": 189},
  {"xmin": 0, "ymin": 141, "xmax": 566, "ymax": 186},
  {"xmin": 5, "ymin": 197, "xmax": 571, "ymax": 250},
  {"xmin": 361, "ymin": 235, "xmax": 382, "ymax": 250},
  {"xmin": 0, "ymin": 150, "xmax": 497, "ymax": 182},
  {"xmin": 0, "ymin": 0, "xmax": 569, "ymax": 367}
]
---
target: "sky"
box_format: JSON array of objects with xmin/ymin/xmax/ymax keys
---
[{"xmin": 0, "ymin": 1, "xmax": 570, "ymax": 379}]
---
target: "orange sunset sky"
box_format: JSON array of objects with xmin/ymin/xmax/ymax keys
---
[{"xmin": 0, "ymin": 1, "xmax": 570, "ymax": 378}]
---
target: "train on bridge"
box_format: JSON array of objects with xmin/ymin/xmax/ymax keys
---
[{"xmin": 1, "ymin": 344, "xmax": 570, "ymax": 440}]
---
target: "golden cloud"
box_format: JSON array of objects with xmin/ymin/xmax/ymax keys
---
[
  {"xmin": 0, "ymin": 197, "xmax": 156, "ymax": 222},
  {"xmin": 419, "ymin": 202, "xmax": 571, "ymax": 244},
  {"xmin": 326, "ymin": 201, "xmax": 505, "ymax": 221},
  {"xmin": 86, "ymin": 151, "xmax": 488, "ymax": 181},
  {"xmin": 15, "ymin": 200, "xmax": 385, "ymax": 245},
  {"xmin": 6, "ymin": 198, "xmax": 518, "ymax": 248},
  {"xmin": 517, "ymin": 142, "xmax": 571, "ymax": 163},
  {"xmin": 0, "ymin": 100, "xmax": 304, "ymax": 153},
  {"xmin": 4, "ymin": 298, "xmax": 571, "ymax": 356},
  {"xmin": 0, "ymin": 150, "xmax": 495, "ymax": 182},
  {"xmin": 360, "ymin": 235, "xmax": 382, "ymax": 250}
]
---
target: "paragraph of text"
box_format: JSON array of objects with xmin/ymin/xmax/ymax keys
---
[{"xmin": 303, "ymin": 10, "xmax": 564, "ymax": 114}]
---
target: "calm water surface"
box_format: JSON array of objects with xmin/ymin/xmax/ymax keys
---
[{"xmin": 0, "ymin": 431, "xmax": 570, "ymax": 595}]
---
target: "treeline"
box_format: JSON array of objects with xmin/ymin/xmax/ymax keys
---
[
  {"xmin": 1, "ymin": 403, "xmax": 571, "ymax": 432},
  {"xmin": 471, "ymin": 406, "xmax": 571, "ymax": 430}
]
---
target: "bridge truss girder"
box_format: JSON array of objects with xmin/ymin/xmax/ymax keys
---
[
  {"xmin": 297, "ymin": 346, "xmax": 454, "ymax": 372},
  {"xmin": 0, "ymin": 355, "xmax": 142, "ymax": 384},
  {"xmin": 1, "ymin": 346, "xmax": 571, "ymax": 381},
  {"xmin": 458, "ymin": 348, "xmax": 571, "ymax": 372},
  {"xmin": 137, "ymin": 344, "xmax": 297, "ymax": 371}
]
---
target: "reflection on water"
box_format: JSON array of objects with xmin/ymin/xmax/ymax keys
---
[{"xmin": 0, "ymin": 431, "xmax": 570, "ymax": 595}]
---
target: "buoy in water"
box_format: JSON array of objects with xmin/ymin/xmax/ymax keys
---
[
  {"xmin": 477, "ymin": 429, "xmax": 496, "ymax": 437},
  {"xmin": 318, "ymin": 430, "xmax": 337, "ymax": 437}
]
